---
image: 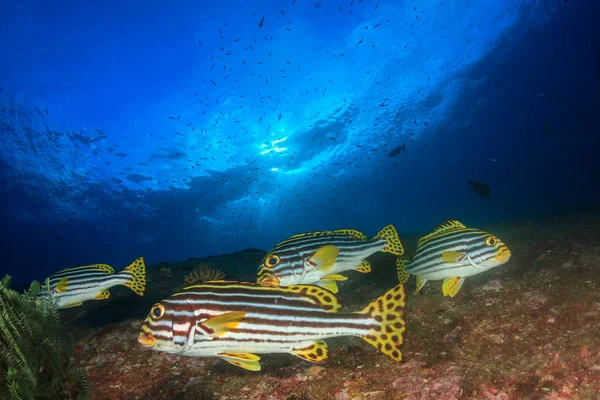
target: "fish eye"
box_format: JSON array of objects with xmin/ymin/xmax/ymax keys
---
[
  {"xmin": 151, "ymin": 304, "xmax": 165, "ymax": 320},
  {"xmin": 486, "ymin": 236, "xmax": 498, "ymax": 247},
  {"xmin": 264, "ymin": 254, "xmax": 280, "ymax": 268}
]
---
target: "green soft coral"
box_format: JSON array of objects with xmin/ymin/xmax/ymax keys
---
[{"xmin": 0, "ymin": 276, "xmax": 88, "ymax": 399}]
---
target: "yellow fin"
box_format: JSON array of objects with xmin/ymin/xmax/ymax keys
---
[
  {"xmin": 415, "ymin": 276, "xmax": 427, "ymax": 292},
  {"xmin": 375, "ymin": 225, "xmax": 404, "ymax": 256},
  {"xmin": 332, "ymin": 229, "xmax": 367, "ymax": 241},
  {"xmin": 122, "ymin": 257, "xmax": 146, "ymax": 296},
  {"xmin": 90, "ymin": 264, "xmax": 115, "ymax": 274},
  {"xmin": 94, "ymin": 290, "xmax": 110, "ymax": 300},
  {"xmin": 418, "ymin": 220, "xmax": 467, "ymax": 247},
  {"xmin": 396, "ymin": 258, "xmax": 410, "ymax": 284},
  {"xmin": 442, "ymin": 277, "xmax": 465, "ymax": 297},
  {"xmin": 287, "ymin": 285, "xmax": 340, "ymax": 312},
  {"xmin": 355, "ymin": 260, "xmax": 371, "ymax": 273},
  {"xmin": 55, "ymin": 264, "xmax": 114, "ymax": 274},
  {"xmin": 55, "ymin": 277, "xmax": 69, "ymax": 294},
  {"xmin": 292, "ymin": 340, "xmax": 328, "ymax": 363},
  {"xmin": 309, "ymin": 245, "xmax": 339, "ymax": 272},
  {"xmin": 218, "ymin": 352, "xmax": 261, "ymax": 371},
  {"xmin": 441, "ymin": 251, "xmax": 466, "ymax": 264},
  {"xmin": 201, "ymin": 311, "xmax": 246, "ymax": 337},
  {"xmin": 321, "ymin": 273, "xmax": 347, "ymax": 281},
  {"xmin": 359, "ymin": 284, "xmax": 406, "ymax": 362},
  {"xmin": 315, "ymin": 280, "xmax": 338, "ymax": 294}
]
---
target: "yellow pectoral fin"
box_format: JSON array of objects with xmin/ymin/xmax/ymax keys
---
[
  {"xmin": 316, "ymin": 280, "xmax": 338, "ymax": 293},
  {"xmin": 201, "ymin": 311, "xmax": 246, "ymax": 336},
  {"xmin": 218, "ymin": 352, "xmax": 261, "ymax": 371},
  {"xmin": 310, "ymin": 245, "xmax": 339, "ymax": 272},
  {"xmin": 355, "ymin": 260, "xmax": 371, "ymax": 273},
  {"xmin": 442, "ymin": 277, "xmax": 465, "ymax": 297},
  {"xmin": 55, "ymin": 277, "xmax": 69, "ymax": 294},
  {"xmin": 292, "ymin": 340, "xmax": 329, "ymax": 363},
  {"xmin": 442, "ymin": 251, "xmax": 466, "ymax": 264},
  {"xmin": 94, "ymin": 290, "xmax": 110, "ymax": 300},
  {"xmin": 321, "ymin": 273, "xmax": 347, "ymax": 281}
]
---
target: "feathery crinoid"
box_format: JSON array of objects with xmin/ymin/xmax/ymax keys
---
[
  {"xmin": 0, "ymin": 275, "xmax": 89, "ymax": 399},
  {"xmin": 183, "ymin": 263, "xmax": 225, "ymax": 287}
]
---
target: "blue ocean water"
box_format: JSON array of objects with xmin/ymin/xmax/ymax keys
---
[{"xmin": 0, "ymin": 0, "xmax": 598, "ymax": 285}]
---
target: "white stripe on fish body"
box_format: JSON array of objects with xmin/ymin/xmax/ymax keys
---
[
  {"xmin": 53, "ymin": 272, "xmax": 133, "ymax": 308},
  {"xmin": 177, "ymin": 315, "xmax": 373, "ymax": 358},
  {"xmin": 278, "ymin": 238, "xmax": 386, "ymax": 285},
  {"xmin": 408, "ymin": 262, "xmax": 484, "ymax": 281}
]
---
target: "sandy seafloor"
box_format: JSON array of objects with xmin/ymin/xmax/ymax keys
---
[{"xmin": 63, "ymin": 213, "xmax": 600, "ymax": 400}]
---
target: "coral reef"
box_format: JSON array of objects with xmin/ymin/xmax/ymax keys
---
[
  {"xmin": 67, "ymin": 213, "xmax": 600, "ymax": 399},
  {"xmin": 183, "ymin": 263, "xmax": 225, "ymax": 287},
  {"xmin": 0, "ymin": 276, "xmax": 88, "ymax": 399}
]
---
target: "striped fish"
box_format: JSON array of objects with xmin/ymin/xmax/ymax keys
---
[
  {"xmin": 138, "ymin": 281, "xmax": 406, "ymax": 371},
  {"xmin": 256, "ymin": 225, "xmax": 404, "ymax": 293},
  {"xmin": 397, "ymin": 220, "xmax": 511, "ymax": 297},
  {"xmin": 42, "ymin": 257, "xmax": 146, "ymax": 309}
]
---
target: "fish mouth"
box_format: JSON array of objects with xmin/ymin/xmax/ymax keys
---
[
  {"xmin": 496, "ymin": 250, "xmax": 511, "ymax": 263},
  {"xmin": 138, "ymin": 333, "xmax": 156, "ymax": 347},
  {"xmin": 257, "ymin": 275, "xmax": 281, "ymax": 286}
]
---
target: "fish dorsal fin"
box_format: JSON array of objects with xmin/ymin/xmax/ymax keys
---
[
  {"xmin": 89, "ymin": 264, "xmax": 115, "ymax": 274},
  {"xmin": 292, "ymin": 340, "xmax": 329, "ymax": 363},
  {"xmin": 418, "ymin": 220, "xmax": 467, "ymax": 247},
  {"xmin": 55, "ymin": 277, "xmax": 69, "ymax": 294},
  {"xmin": 287, "ymin": 285, "xmax": 341, "ymax": 311},
  {"xmin": 332, "ymin": 229, "xmax": 366, "ymax": 240},
  {"xmin": 218, "ymin": 352, "xmax": 261, "ymax": 371},
  {"xmin": 287, "ymin": 229, "xmax": 365, "ymax": 241},
  {"xmin": 55, "ymin": 264, "xmax": 114, "ymax": 275},
  {"xmin": 200, "ymin": 311, "xmax": 246, "ymax": 337}
]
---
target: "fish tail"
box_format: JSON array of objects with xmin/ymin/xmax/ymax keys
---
[
  {"xmin": 122, "ymin": 257, "xmax": 146, "ymax": 296},
  {"xmin": 396, "ymin": 257, "xmax": 410, "ymax": 284},
  {"xmin": 359, "ymin": 284, "xmax": 406, "ymax": 361},
  {"xmin": 375, "ymin": 224, "xmax": 404, "ymax": 257}
]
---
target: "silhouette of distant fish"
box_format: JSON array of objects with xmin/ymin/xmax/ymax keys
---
[
  {"xmin": 387, "ymin": 143, "xmax": 405, "ymax": 157},
  {"xmin": 469, "ymin": 179, "xmax": 491, "ymax": 198}
]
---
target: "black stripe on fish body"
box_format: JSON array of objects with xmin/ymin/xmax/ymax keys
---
[
  {"xmin": 50, "ymin": 265, "xmax": 114, "ymax": 279},
  {"xmin": 406, "ymin": 230, "xmax": 485, "ymax": 272},
  {"xmin": 176, "ymin": 283, "xmax": 341, "ymax": 311},
  {"xmin": 168, "ymin": 294, "xmax": 330, "ymax": 313},
  {"xmin": 49, "ymin": 270, "xmax": 111, "ymax": 284},
  {"xmin": 273, "ymin": 233, "xmax": 362, "ymax": 248},
  {"xmin": 265, "ymin": 239, "xmax": 385, "ymax": 276},
  {"xmin": 51, "ymin": 274, "xmax": 132, "ymax": 293}
]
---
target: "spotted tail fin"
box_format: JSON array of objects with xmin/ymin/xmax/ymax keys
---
[
  {"xmin": 396, "ymin": 257, "xmax": 410, "ymax": 284},
  {"xmin": 122, "ymin": 257, "xmax": 146, "ymax": 296},
  {"xmin": 375, "ymin": 224, "xmax": 404, "ymax": 257},
  {"xmin": 358, "ymin": 284, "xmax": 406, "ymax": 361}
]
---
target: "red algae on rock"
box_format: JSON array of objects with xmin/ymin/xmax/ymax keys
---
[{"xmin": 70, "ymin": 214, "xmax": 600, "ymax": 400}]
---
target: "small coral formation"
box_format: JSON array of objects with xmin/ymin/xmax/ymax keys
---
[
  {"xmin": 158, "ymin": 267, "xmax": 172, "ymax": 277},
  {"xmin": 0, "ymin": 276, "xmax": 88, "ymax": 399},
  {"xmin": 183, "ymin": 263, "xmax": 225, "ymax": 287}
]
